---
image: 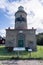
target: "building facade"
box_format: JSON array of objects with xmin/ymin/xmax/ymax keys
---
[{"xmin": 5, "ymin": 6, "xmax": 37, "ymax": 51}]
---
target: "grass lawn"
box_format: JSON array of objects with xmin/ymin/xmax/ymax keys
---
[{"xmin": 0, "ymin": 45, "xmax": 43, "ymax": 60}]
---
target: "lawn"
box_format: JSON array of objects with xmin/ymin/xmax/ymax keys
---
[{"xmin": 0, "ymin": 45, "xmax": 43, "ymax": 60}]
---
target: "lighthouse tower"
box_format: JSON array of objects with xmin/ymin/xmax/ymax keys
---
[
  {"xmin": 5, "ymin": 6, "xmax": 37, "ymax": 51},
  {"xmin": 15, "ymin": 6, "xmax": 27, "ymax": 29}
]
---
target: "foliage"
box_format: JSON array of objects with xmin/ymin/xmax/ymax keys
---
[{"xmin": 36, "ymin": 33, "xmax": 43, "ymax": 45}]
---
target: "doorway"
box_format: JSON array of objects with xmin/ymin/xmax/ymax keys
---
[
  {"xmin": 17, "ymin": 33, "xmax": 25, "ymax": 47},
  {"xmin": 18, "ymin": 40, "xmax": 24, "ymax": 47}
]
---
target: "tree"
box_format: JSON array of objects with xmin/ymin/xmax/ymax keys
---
[{"xmin": 36, "ymin": 33, "xmax": 43, "ymax": 45}]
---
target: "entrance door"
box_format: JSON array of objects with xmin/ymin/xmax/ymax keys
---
[
  {"xmin": 17, "ymin": 33, "xmax": 25, "ymax": 47},
  {"xmin": 18, "ymin": 40, "xmax": 24, "ymax": 47}
]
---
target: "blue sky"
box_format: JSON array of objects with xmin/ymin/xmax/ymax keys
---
[{"xmin": 0, "ymin": 0, "xmax": 43, "ymax": 37}]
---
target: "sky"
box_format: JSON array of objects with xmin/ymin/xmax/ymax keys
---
[{"xmin": 0, "ymin": 0, "xmax": 43, "ymax": 37}]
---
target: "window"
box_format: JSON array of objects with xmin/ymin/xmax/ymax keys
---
[{"xmin": 15, "ymin": 17, "xmax": 26, "ymax": 22}]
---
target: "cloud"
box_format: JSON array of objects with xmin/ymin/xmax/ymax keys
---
[
  {"xmin": 28, "ymin": 10, "xmax": 35, "ymax": 18},
  {"xmin": 0, "ymin": 0, "xmax": 43, "ymax": 36},
  {"xmin": 37, "ymin": 28, "xmax": 43, "ymax": 34},
  {"xmin": 0, "ymin": 0, "xmax": 7, "ymax": 9},
  {"xmin": 10, "ymin": 20, "xmax": 15, "ymax": 29},
  {"xmin": 39, "ymin": 0, "xmax": 43, "ymax": 5},
  {"xmin": 8, "ymin": 0, "xmax": 22, "ymax": 2},
  {"xmin": 0, "ymin": 29, "xmax": 6, "ymax": 37}
]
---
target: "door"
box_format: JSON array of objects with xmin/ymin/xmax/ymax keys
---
[
  {"xmin": 18, "ymin": 40, "xmax": 24, "ymax": 47},
  {"xmin": 17, "ymin": 33, "xmax": 25, "ymax": 47}
]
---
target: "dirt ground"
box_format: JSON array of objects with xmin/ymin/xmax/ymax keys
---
[{"xmin": 0, "ymin": 60, "xmax": 43, "ymax": 65}]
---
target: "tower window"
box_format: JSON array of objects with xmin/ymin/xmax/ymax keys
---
[{"xmin": 15, "ymin": 16, "xmax": 26, "ymax": 22}]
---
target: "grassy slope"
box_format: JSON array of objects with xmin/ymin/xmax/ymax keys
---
[{"xmin": 0, "ymin": 45, "xmax": 43, "ymax": 59}]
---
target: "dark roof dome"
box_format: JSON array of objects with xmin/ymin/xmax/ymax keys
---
[
  {"xmin": 18, "ymin": 6, "xmax": 24, "ymax": 11},
  {"xmin": 15, "ymin": 6, "xmax": 27, "ymax": 15}
]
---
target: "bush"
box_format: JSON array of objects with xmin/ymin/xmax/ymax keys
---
[{"xmin": 6, "ymin": 47, "xmax": 13, "ymax": 52}]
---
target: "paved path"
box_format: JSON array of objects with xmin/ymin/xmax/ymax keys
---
[{"xmin": 0, "ymin": 60, "xmax": 43, "ymax": 65}]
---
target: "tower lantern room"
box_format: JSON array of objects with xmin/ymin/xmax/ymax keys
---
[{"xmin": 15, "ymin": 6, "xmax": 27, "ymax": 29}]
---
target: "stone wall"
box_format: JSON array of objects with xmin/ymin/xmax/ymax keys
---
[{"xmin": 5, "ymin": 29, "xmax": 37, "ymax": 51}]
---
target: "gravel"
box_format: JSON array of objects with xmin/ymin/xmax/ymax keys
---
[{"xmin": 0, "ymin": 60, "xmax": 43, "ymax": 65}]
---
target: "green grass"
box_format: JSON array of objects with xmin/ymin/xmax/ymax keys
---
[
  {"xmin": 0, "ymin": 45, "xmax": 43, "ymax": 60},
  {"xmin": 31, "ymin": 46, "xmax": 43, "ymax": 58}
]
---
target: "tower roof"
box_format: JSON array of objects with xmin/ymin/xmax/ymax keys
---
[
  {"xmin": 15, "ymin": 6, "xmax": 27, "ymax": 15},
  {"xmin": 18, "ymin": 6, "xmax": 24, "ymax": 11}
]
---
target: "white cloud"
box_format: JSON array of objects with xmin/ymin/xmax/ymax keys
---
[
  {"xmin": 0, "ymin": 29, "xmax": 6, "ymax": 37},
  {"xmin": 10, "ymin": 20, "xmax": 15, "ymax": 29},
  {"xmin": 0, "ymin": 0, "xmax": 5, "ymax": 8},
  {"xmin": 37, "ymin": 28, "xmax": 43, "ymax": 34},
  {"xmin": 39, "ymin": 0, "xmax": 43, "ymax": 6},
  {"xmin": 0, "ymin": 0, "xmax": 43, "ymax": 36}
]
